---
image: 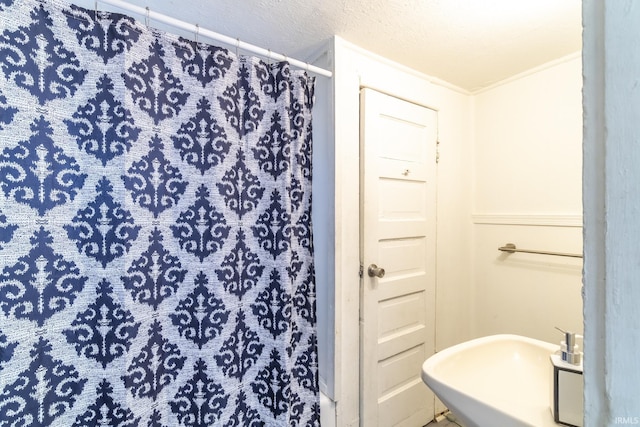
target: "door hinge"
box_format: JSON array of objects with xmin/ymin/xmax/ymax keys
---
[
  {"xmin": 359, "ymin": 264, "xmax": 364, "ymax": 278},
  {"xmin": 436, "ymin": 140, "xmax": 441, "ymax": 163}
]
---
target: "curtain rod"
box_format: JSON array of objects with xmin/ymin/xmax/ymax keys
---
[{"xmin": 96, "ymin": 0, "xmax": 333, "ymax": 78}]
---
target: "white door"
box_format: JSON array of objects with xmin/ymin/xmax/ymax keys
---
[{"xmin": 360, "ymin": 89, "xmax": 437, "ymax": 426}]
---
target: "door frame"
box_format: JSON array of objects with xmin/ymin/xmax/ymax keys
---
[{"xmin": 331, "ymin": 37, "xmax": 475, "ymax": 427}]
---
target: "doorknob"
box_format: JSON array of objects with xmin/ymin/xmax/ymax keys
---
[{"xmin": 368, "ymin": 264, "xmax": 385, "ymax": 278}]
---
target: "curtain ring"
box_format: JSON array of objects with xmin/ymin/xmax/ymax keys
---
[
  {"xmin": 235, "ymin": 38, "xmax": 240, "ymax": 57},
  {"xmin": 194, "ymin": 23, "xmax": 199, "ymax": 50},
  {"xmin": 145, "ymin": 6, "xmax": 150, "ymax": 27},
  {"xmin": 94, "ymin": 0, "xmax": 97, "ymax": 19},
  {"xmin": 267, "ymin": 49, "xmax": 272, "ymax": 67}
]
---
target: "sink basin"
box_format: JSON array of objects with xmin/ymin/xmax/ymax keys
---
[{"xmin": 421, "ymin": 334, "xmax": 561, "ymax": 427}]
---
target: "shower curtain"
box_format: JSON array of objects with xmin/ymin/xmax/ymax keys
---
[{"xmin": 0, "ymin": 0, "xmax": 319, "ymax": 425}]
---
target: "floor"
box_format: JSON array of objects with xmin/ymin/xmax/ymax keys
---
[{"xmin": 425, "ymin": 412, "xmax": 466, "ymax": 427}]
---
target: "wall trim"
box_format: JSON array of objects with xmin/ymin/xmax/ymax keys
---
[
  {"xmin": 472, "ymin": 213, "xmax": 583, "ymax": 227},
  {"xmin": 471, "ymin": 51, "xmax": 582, "ymax": 95},
  {"xmin": 335, "ymin": 37, "xmax": 471, "ymax": 96}
]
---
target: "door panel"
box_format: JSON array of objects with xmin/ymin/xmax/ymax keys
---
[
  {"xmin": 360, "ymin": 89, "xmax": 437, "ymax": 426},
  {"xmin": 379, "ymin": 179, "xmax": 427, "ymax": 220}
]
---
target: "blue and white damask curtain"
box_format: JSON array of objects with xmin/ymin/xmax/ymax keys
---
[{"xmin": 0, "ymin": 0, "xmax": 319, "ymax": 425}]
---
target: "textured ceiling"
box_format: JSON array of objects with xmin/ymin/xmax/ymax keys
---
[{"xmin": 85, "ymin": 0, "xmax": 582, "ymax": 92}]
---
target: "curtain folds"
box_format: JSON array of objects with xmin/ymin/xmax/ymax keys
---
[{"xmin": 0, "ymin": 0, "xmax": 319, "ymax": 425}]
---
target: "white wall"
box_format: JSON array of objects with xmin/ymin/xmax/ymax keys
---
[
  {"xmin": 329, "ymin": 37, "xmax": 474, "ymax": 426},
  {"xmin": 583, "ymin": 1, "xmax": 640, "ymax": 425},
  {"xmin": 473, "ymin": 55, "xmax": 583, "ymax": 214},
  {"xmin": 311, "ymin": 47, "xmax": 335, "ymax": 399},
  {"xmin": 471, "ymin": 55, "xmax": 583, "ymax": 344}
]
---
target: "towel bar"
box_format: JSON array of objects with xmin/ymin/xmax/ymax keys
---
[{"xmin": 498, "ymin": 243, "xmax": 583, "ymax": 259}]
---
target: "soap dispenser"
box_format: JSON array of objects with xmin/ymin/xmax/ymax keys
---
[
  {"xmin": 559, "ymin": 328, "xmax": 581, "ymax": 365},
  {"xmin": 550, "ymin": 327, "xmax": 583, "ymax": 427}
]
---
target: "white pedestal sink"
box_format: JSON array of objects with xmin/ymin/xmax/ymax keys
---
[{"xmin": 421, "ymin": 334, "xmax": 562, "ymax": 427}]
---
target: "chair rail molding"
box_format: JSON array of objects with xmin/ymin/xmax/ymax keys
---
[{"xmin": 471, "ymin": 213, "xmax": 583, "ymax": 227}]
